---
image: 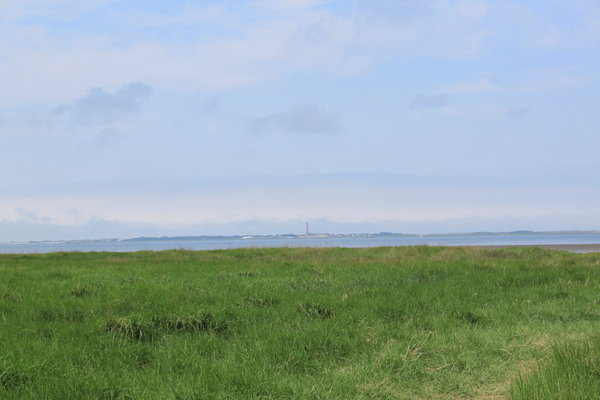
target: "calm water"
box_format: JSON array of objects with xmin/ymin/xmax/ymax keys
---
[{"xmin": 1, "ymin": 233, "xmax": 599, "ymax": 254}]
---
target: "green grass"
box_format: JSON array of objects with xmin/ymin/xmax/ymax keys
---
[
  {"xmin": 0, "ymin": 246, "xmax": 599, "ymax": 399},
  {"xmin": 509, "ymin": 338, "xmax": 600, "ymax": 400}
]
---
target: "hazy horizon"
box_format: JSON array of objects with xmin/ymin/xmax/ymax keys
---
[{"xmin": 5, "ymin": 227, "xmax": 600, "ymax": 245}]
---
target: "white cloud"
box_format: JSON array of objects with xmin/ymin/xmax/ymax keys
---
[
  {"xmin": 349, "ymin": 0, "xmax": 492, "ymax": 57},
  {"xmin": 4, "ymin": 82, "xmax": 151, "ymax": 138},
  {"xmin": 283, "ymin": 11, "xmax": 363, "ymax": 72},
  {"xmin": 3, "ymin": 0, "xmax": 591, "ymax": 111},
  {"xmin": 54, "ymin": 82, "xmax": 152, "ymax": 125},
  {"xmin": 0, "ymin": 0, "xmax": 499, "ymax": 106},
  {"xmin": 251, "ymin": 0, "xmax": 332, "ymax": 10},
  {"xmin": 496, "ymin": 1, "xmax": 600, "ymax": 49},
  {"xmin": 453, "ymin": 0, "xmax": 489, "ymax": 20},
  {"xmin": 527, "ymin": 67, "xmax": 596, "ymax": 91},
  {"xmin": 129, "ymin": 5, "xmax": 226, "ymax": 28},
  {"xmin": 248, "ymin": 104, "xmax": 340, "ymax": 134}
]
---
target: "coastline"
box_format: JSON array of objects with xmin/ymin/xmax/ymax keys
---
[
  {"xmin": 476, "ymin": 243, "xmax": 600, "ymax": 254},
  {"xmin": 1, "ymin": 234, "xmax": 599, "ymax": 254}
]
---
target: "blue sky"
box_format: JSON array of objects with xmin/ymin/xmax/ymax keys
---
[{"xmin": 1, "ymin": 0, "xmax": 599, "ymax": 241}]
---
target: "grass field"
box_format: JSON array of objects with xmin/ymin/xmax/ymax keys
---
[{"xmin": 1, "ymin": 246, "xmax": 599, "ymax": 399}]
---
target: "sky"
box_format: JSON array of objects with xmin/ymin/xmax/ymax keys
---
[{"xmin": 1, "ymin": 0, "xmax": 599, "ymax": 241}]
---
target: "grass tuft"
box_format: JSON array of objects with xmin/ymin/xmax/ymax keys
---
[
  {"xmin": 105, "ymin": 312, "xmax": 233, "ymax": 342},
  {"xmin": 509, "ymin": 338, "xmax": 600, "ymax": 399},
  {"xmin": 298, "ymin": 301, "xmax": 335, "ymax": 319},
  {"xmin": 0, "ymin": 368, "xmax": 31, "ymax": 391}
]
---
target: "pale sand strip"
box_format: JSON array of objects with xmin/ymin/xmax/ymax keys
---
[{"xmin": 476, "ymin": 243, "xmax": 600, "ymax": 254}]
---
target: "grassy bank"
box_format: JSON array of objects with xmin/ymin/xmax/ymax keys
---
[{"xmin": 1, "ymin": 246, "xmax": 599, "ymax": 399}]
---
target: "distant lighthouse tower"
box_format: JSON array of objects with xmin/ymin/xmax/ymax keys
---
[{"xmin": 306, "ymin": 222, "xmax": 309, "ymax": 236}]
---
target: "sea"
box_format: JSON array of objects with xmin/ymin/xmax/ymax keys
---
[{"xmin": 1, "ymin": 233, "xmax": 599, "ymax": 254}]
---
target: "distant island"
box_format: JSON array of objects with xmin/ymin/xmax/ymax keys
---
[{"xmin": 3, "ymin": 230, "xmax": 599, "ymax": 246}]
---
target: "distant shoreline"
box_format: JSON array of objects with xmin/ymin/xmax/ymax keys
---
[
  {"xmin": 3, "ymin": 230, "xmax": 600, "ymax": 246},
  {"xmin": 1, "ymin": 232, "xmax": 599, "ymax": 254}
]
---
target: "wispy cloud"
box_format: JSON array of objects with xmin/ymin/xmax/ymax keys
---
[
  {"xmin": 410, "ymin": 94, "xmax": 451, "ymax": 110},
  {"xmin": 355, "ymin": 0, "xmax": 436, "ymax": 27},
  {"xmin": 1, "ymin": 0, "xmax": 594, "ymax": 108},
  {"xmin": 528, "ymin": 67, "xmax": 596, "ymax": 91},
  {"xmin": 0, "ymin": 0, "xmax": 508, "ymax": 105},
  {"xmin": 500, "ymin": 1, "xmax": 600, "ymax": 49},
  {"xmin": 248, "ymin": 104, "xmax": 340, "ymax": 134},
  {"xmin": 412, "ymin": 71, "xmax": 533, "ymax": 119},
  {"xmin": 251, "ymin": 0, "xmax": 332, "ymax": 10},
  {"xmin": 411, "ymin": 94, "xmax": 528, "ymax": 120},
  {"xmin": 199, "ymin": 94, "xmax": 219, "ymax": 114},
  {"xmin": 501, "ymin": 108, "xmax": 529, "ymax": 119},
  {"xmin": 126, "ymin": 5, "xmax": 226, "ymax": 28},
  {"xmin": 0, "ymin": 82, "xmax": 152, "ymax": 141},
  {"xmin": 80, "ymin": 128, "xmax": 127, "ymax": 147},
  {"xmin": 440, "ymin": 103, "xmax": 529, "ymax": 119},
  {"xmin": 53, "ymin": 82, "xmax": 152, "ymax": 125},
  {"xmin": 445, "ymin": 73, "xmax": 499, "ymax": 94},
  {"xmin": 10, "ymin": 206, "xmax": 53, "ymax": 224}
]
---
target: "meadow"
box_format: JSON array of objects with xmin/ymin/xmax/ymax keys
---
[{"xmin": 1, "ymin": 246, "xmax": 599, "ymax": 399}]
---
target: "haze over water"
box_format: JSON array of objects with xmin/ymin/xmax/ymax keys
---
[{"xmin": 2, "ymin": 233, "xmax": 599, "ymax": 254}]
